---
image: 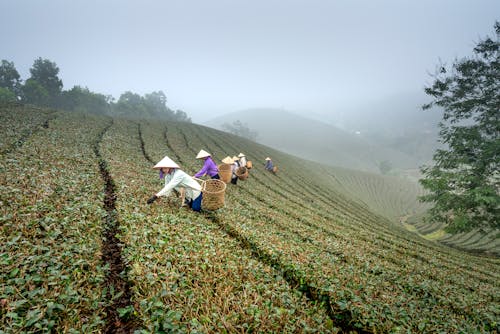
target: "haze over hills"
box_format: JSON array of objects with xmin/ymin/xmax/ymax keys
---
[
  {"xmin": 324, "ymin": 91, "xmax": 442, "ymax": 164},
  {"xmin": 205, "ymin": 91, "xmax": 443, "ymax": 175},
  {"xmin": 205, "ymin": 108, "xmax": 428, "ymax": 174},
  {"xmin": 322, "ymin": 92, "xmax": 440, "ymax": 134}
]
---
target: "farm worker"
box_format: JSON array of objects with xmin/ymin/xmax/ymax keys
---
[
  {"xmin": 231, "ymin": 155, "xmax": 241, "ymax": 184},
  {"xmin": 147, "ymin": 156, "xmax": 203, "ymax": 212},
  {"xmin": 223, "ymin": 156, "xmax": 239, "ymax": 185},
  {"xmin": 265, "ymin": 157, "xmax": 274, "ymax": 171},
  {"xmin": 238, "ymin": 153, "xmax": 247, "ymax": 167},
  {"xmin": 194, "ymin": 149, "xmax": 220, "ymax": 179}
]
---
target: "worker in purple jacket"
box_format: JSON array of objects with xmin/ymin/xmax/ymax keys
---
[{"xmin": 194, "ymin": 149, "xmax": 220, "ymax": 179}]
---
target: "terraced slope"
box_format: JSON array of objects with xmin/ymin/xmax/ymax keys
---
[
  {"xmin": 1, "ymin": 104, "xmax": 499, "ymax": 333},
  {"xmin": 309, "ymin": 161, "xmax": 499, "ymax": 256}
]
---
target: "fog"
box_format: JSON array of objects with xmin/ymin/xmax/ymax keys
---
[{"xmin": 1, "ymin": 0, "xmax": 498, "ymax": 124}]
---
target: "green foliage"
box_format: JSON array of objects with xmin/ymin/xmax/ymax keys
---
[
  {"xmin": 1, "ymin": 57, "xmax": 193, "ymax": 121},
  {"xmin": 27, "ymin": 57, "xmax": 63, "ymax": 107},
  {"xmin": 1, "ymin": 106, "xmax": 108, "ymax": 331},
  {"xmin": 0, "ymin": 87, "xmax": 16, "ymax": 103},
  {"xmin": 174, "ymin": 109, "xmax": 191, "ymax": 122},
  {"xmin": 59, "ymin": 85, "xmax": 111, "ymax": 115},
  {"xmin": 21, "ymin": 79, "xmax": 50, "ymax": 106},
  {"xmin": 222, "ymin": 120, "xmax": 258, "ymax": 141},
  {"xmin": 113, "ymin": 90, "xmax": 190, "ymax": 122},
  {"xmin": 420, "ymin": 22, "xmax": 500, "ymax": 233},
  {"xmin": 0, "ymin": 60, "xmax": 22, "ymax": 99}
]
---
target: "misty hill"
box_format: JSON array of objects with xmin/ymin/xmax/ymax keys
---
[
  {"xmin": 2, "ymin": 103, "xmax": 498, "ymax": 332},
  {"xmin": 324, "ymin": 91, "xmax": 442, "ymax": 164},
  {"xmin": 328, "ymin": 92, "xmax": 440, "ymax": 133},
  {"xmin": 205, "ymin": 108, "xmax": 423, "ymax": 174}
]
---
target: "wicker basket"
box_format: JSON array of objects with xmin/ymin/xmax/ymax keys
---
[
  {"xmin": 246, "ymin": 160, "xmax": 253, "ymax": 169},
  {"xmin": 201, "ymin": 179, "xmax": 226, "ymax": 210},
  {"xmin": 272, "ymin": 166, "xmax": 278, "ymax": 174},
  {"xmin": 218, "ymin": 163, "xmax": 232, "ymax": 184},
  {"xmin": 236, "ymin": 166, "xmax": 249, "ymax": 180}
]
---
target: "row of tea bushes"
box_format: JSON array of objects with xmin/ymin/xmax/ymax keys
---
[
  {"xmin": 0, "ymin": 103, "xmax": 55, "ymax": 154},
  {"xmin": 0, "ymin": 110, "xmax": 109, "ymax": 332},
  {"xmin": 163, "ymin": 121, "xmax": 499, "ymax": 332},
  {"xmin": 221, "ymin": 185, "xmax": 498, "ymax": 332},
  {"xmin": 99, "ymin": 118, "xmax": 337, "ymax": 332}
]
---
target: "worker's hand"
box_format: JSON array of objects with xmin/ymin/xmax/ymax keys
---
[{"xmin": 147, "ymin": 195, "xmax": 158, "ymax": 204}]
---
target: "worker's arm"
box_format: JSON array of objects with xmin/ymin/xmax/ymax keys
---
[
  {"xmin": 156, "ymin": 172, "xmax": 183, "ymax": 197},
  {"xmin": 194, "ymin": 161, "xmax": 209, "ymax": 178}
]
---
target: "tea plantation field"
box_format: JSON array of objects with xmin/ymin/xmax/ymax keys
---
[{"xmin": 1, "ymin": 103, "xmax": 499, "ymax": 333}]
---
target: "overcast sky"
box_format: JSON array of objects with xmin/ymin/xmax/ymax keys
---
[{"xmin": 2, "ymin": 0, "xmax": 498, "ymax": 122}]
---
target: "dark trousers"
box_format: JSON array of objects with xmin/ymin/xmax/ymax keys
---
[
  {"xmin": 187, "ymin": 193, "xmax": 202, "ymax": 212},
  {"xmin": 211, "ymin": 174, "xmax": 220, "ymax": 180}
]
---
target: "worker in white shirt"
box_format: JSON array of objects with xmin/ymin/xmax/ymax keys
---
[{"xmin": 147, "ymin": 155, "xmax": 203, "ymax": 211}]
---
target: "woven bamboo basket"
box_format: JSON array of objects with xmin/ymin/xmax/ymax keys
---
[
  {"xmin": 246, "ymin": 160, "xmax": 253, "ymax": 169},
  {"xmin": 272, "ymin": 166, "xmax": 278, "ymax": 174},
  {"xmin": 236, "ymin": 166, "xmax": 249, "ymax": 180},
  {"xmin": 201, "ymin": 179, "xmax": 226, "ymax": 210},
  {"xmin": 218, "ymin": 164, "xmax": 232, "ymax": 184}
]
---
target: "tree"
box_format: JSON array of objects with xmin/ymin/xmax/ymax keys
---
[
  {"xmin": 222, "ymin": 120, "xmax": 258, "ymax": 141},
  {"xmin": 174, "ymin": 109, "xmax": 191, "ymax": 123},
  {"xmin": 112, "ymin": 90, "xmax": 190, "ymax": 121},
  {"xmin": 22, "ymin": 79, "xmax": 50, "ymax": 106},
  {"xmin": 419, "ymin": 22, "xmax": 499, "ymax": 233},
  {"xmin": 378, "ymin": 160, "xmax": 392, "ymax": 175},
  {"xmin": 0, "ymin": 60, "xmax": 22, "ymax": 99},
  {"xmin": 28, "ymin": 57, "xmax": 63, "ymax": 107},
  {"xmin": 113, "ymin": 91, "xmax": 148, "ymax": 117},
  {"xmin": 60, "ymin": 85, "xmax": 111, "ymax": 115},
  {"xmin": 144, "ymin": 90, "xmax": 174, "ymax": 118},
  {"xmin": 0, "ymin": 87, "xmax": 17, "ymax": 103}
]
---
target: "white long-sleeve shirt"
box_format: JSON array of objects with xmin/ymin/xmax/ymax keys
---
[
  {"xmin": 156, "ymin": 169, "xmax": 202, "ymax": 200},
  {"xmin": 231, "ymin": 161, "xmax": 239, "ymax": 179}
]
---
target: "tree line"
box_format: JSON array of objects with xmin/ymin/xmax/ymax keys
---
[{"xmin": 0, "ymin": 57, "xmax": 191, "ymax": 122}]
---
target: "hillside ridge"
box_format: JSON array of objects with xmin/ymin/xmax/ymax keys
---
[{"xmin": 204, "ymin": 108, "xmax": 424, "ymax": 174}]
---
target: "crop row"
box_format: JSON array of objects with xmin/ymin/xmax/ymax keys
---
[
  {"xmin": 100, "ymin": 118, "xmax": 337, "ymax": 332},
  {"xmin": 1, "ymin": 110, "xmax": 109, "ymax": 332},
  {"xmin": 0, "ymin": 103, "xmax": 56, "ymax": 154},
  {"xmin": 177, "ymin": 121, "xmax": 500, "ymax": 279},
  {"xmin": 150, "ymin": 120, "xmax": 499, "ymax": 332}
]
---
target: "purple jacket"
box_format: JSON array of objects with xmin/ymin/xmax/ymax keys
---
[{"xmin": 194, "ymin": 156, "xmax": 219, "ymax": 177}]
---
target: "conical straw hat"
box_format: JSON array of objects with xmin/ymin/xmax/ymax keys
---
[
  {"xmin": 265, "ymin": 157, "xmax": 271, "ymax": 161},
  {"xmin": 153, "ymin": 156, "xmax": 180, "ymax": 169},
  {"xmin": 196, "ymin": 149, "xmax": 211, "ymax": 159},
  {"xmin": 221, "ymin": 156, "xmax": 234, "ymax": 164},
  {"xmin": 232, "ymin": 155, "xmax": 239, "ymax": 161},
  {"xmin": 238, "ymin": 153, "xmax": 246, "ymax": 157}
]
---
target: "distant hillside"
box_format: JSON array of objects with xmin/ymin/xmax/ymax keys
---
[
  {"xmin": 205, "ymin": 108, "xmax": 422, "ymax": 174},
  {"xmin": 324, "ymin": 91, "xmax": 442, "ymax": 164}
]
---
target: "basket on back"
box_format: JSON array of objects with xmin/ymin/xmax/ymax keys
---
[
  {"xmin": 201, "ymin": 179, "xmax": 226, "ymax": 210},
  {"xmin": 236, "ymin": 166, "xmax": 249, "ymax": 180},
  {"xmin": 218, "ymin": 163, "xmax": 233, "ymax": 184},
  {"xmin": 246, "ymin": 160, "xmax": 253, "ymax": 169}
]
